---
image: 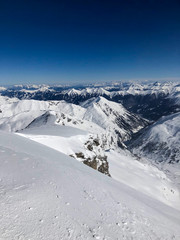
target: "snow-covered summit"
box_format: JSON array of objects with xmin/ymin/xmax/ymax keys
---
[
  {"xmin": 62, "ymin": 88, "xmax": 81, "ymax": 96},
  {"xmin": 81, "ymin": 96, "xmax": 149, "ymax": 142}
]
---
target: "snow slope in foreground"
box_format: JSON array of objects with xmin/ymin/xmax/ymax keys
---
[
  {"xmin": 17, "ymin": 124, "xmax": 180, "ymax": 209},
  {"xmin": 0, "ymin": 131, "xmax": 180, "ymax": 240}
]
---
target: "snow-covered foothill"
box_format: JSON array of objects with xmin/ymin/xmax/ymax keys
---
[
  {"xmin": 129, "ymin": 112, "xmax": 180, "ymax": 189},
  {"xmin": 130, "ymin": 112, "xmax": 180, "ymax": 166}
]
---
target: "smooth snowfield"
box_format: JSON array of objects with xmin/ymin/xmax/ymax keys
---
[
  {"xmin": 107, "ymin": 150, "xmax": 180, "ymax": 209},
  {"xmin": 18, "ymin": 125, "xmax": 90, "ymax": 157},
  {"xmin": 0, "ymin": 131, "xmax": 180, "ymax": 240}
]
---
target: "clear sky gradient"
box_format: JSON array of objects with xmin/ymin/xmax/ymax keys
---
[{"xmin": 0, "ymin": 0, "xmax": 180, "ymax": 84}]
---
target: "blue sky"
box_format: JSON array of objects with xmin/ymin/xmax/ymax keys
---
[{"xmin": 0, "ymin": 0, "xmax": 180, "ymax": 84}]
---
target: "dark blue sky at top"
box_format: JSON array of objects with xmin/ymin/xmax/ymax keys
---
[{"xmin": 0, "ymin": 0, "xmax": 180, "ymax": 84}]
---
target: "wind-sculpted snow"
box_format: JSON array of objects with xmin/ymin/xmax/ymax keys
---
[{"xmin": 0, "ymin": 131, "xmax": 180, "ymax": 239}]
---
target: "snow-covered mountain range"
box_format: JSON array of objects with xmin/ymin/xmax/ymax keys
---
[
  {"xmin": 0, "ymin": 82, "xmax": 180, "ymax": 239},
  {"xmin": 1, "ymin": 82, "xmax": 180, "ymax": 120},
  {"xmin": 0, "ymin": 95, "xmax": 148, "ymax": 144}
]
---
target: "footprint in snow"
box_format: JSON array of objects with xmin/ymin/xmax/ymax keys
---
[{"xmin": 93, "ymin": 234, "xmax": 100, "ymax": 239}]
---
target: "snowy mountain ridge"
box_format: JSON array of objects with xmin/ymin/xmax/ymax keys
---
[
  {"xmin": 1, "ymin": 81, "xmax": 179, "ymax": 95},
  {"xmin": 0, "ymin": 96, "xmax": 148, "ymax": 144},
  {"xmin": 1, "ymin": 81, "xmax": 179, "ymax": 121}
]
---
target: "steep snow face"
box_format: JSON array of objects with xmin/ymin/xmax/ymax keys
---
[
  {"xmin": 0, "ymin": 99, "xmax": 49, "ymax": 132},
  {"xmin": 129, "ymin": 112, "xmax": 180, "ymax": 181},
  {"xmin": 0, "ymin": 131, "xmax": 180, "ymax": 240},
  {"xmin": 168, "ymin": 84, "xmax": 180, "ymax": 104},
  {"xmin": 81, "ymin": 96, "xmax": 149, "ymax": 143},
  {"xmin": 62, "ymin": 88, "xmax": 81, "ymax": 96}
]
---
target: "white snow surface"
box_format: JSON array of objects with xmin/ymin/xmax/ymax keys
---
[
  {"xmin": 1, "ymin": 95, "xmax": 180, "ymax": 239},
  {"xmin": 131, "ymin": 112, "xmax": 180, "ymax": 168},
  {"xmin": 0, "ymin": 130, "xmax": 180, "ymax": 240},
  {"xmin": 18, "ymin": 125, "xmax": 90, "ymax": 158},
  {"xmin": 130, "ymin": 112, "xmax": 180, "ymax": 193},
  {"xmin": 107, "ymin": 150, "xmax": 180, "ymax": 209},
  {"xmin": 0, "ymin": 96, "xmax": 147, "ymax": 144},
  {"xmin": 17, "ymin": 124, "xmax": 180, "ymax": 209}
]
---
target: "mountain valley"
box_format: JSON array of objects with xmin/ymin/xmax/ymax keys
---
[{"xmin": 0, "ymin": 82, "xmax": 180, "ymax": 239}]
